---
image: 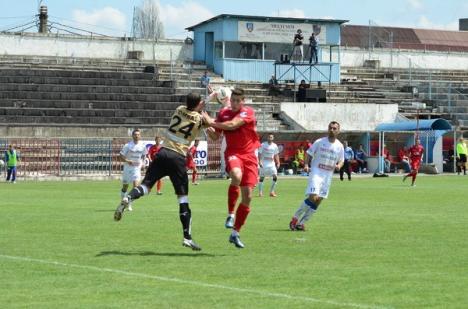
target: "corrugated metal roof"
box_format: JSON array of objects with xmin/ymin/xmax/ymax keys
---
[
  {"xmin": 342, "ymin": 25, "xmax": 468, "ymax": 52},
  {"xmin": 186, "ymin": 14, "xmax": 348, "ymax": 31}
]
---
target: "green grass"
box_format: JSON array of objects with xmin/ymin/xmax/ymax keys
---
[{"xmin": 1, "ymin": 175, "xmax": 467, "ymax": 308}]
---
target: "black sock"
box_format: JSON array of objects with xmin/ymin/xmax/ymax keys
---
[
  {"xmin": 179, "ymin": 203, "xmax": 192, "ymax": 240},
  {"xmin": 128, "ymin": 185, "xmax": 145, "ymax": 201}
]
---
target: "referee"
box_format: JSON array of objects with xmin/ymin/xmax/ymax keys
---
[{"xmin": 456, "ymin": 137, "xmax": 467, "ymax": 175}]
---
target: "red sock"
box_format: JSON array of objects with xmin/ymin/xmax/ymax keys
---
[
  {"xmin": 234, "ymin": 203, "xmax": 250, "ymax": 232},
  {"xmin": 412, "ymin": 172, "xmax": 417, "ymax": 183},
  {"xmin": 228, "ymin": 185, "xmax": 240, "ymax": 214},
  {"xmin": 192, "ymin": 171, "xmax": 197, "ymax": 183},
  {"xmin": 156, "ymin": 180, "xmax": 162, "ymax": 192}
]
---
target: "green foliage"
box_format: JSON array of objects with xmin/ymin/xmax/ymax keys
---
[{"xmin": 1, "ymin": 176, "xmax": 467, "ymax": 308}]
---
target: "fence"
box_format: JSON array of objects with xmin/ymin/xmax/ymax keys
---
[{"xmin": 0, "ymin": 138, "xmax": 223, "ymax": 179}]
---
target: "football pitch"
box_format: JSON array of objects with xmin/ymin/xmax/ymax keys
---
[{"xmin": 1, "ymin": 175, "xmax": 467, "ymax": 308}]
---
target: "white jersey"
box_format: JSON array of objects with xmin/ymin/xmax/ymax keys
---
[
  {"xmin": 120, "ymin": 141, "xmax": 148, "ymax": 169},
  {"xmin": 259, "ymin": 141, "xmax": 279, "ymax": 167},
  {"xmin": 305, "ymin": 137, "xmax": 344, "ymax": 198},
  {"xmin": 307, "ymin": 137, "xmax": 344, "ymax": 177}
]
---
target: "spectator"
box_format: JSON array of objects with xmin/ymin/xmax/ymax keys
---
[
  {"xmin": 5, "ymin": 144, "xmax": 20, "ymax": 184},
  {"xmin": 339, "ymin": 141, "xmax": 354, "ymax": 181},
  {"xmin": 398, "ymin": 147, "xmax": 411, "ymax": 173},
  {"xmin": 292, "ymin": 29, "xmax": 304, "ymax": 62},
  {"xmin": 292, "ymin": 144, "xmax": 306, "ymax": 173},
  {"xmin": 268, "ymin": 75, "xmax": 281, "ymax": 96},
  {"xmin": 200, "ymin": 71, "xmax": 210, "ymax": 96},
  {"xmin": 383, "ymin": 144, "xmax": 391, "ymax": 173},
  {"xmin": 354, "ymin": 144, "xmax": 368, "ymax": 173},
  {"xmin": 308, "ymin": 33, "xmax": 319, "ymax": 64},
  {"xmin": 297, "ymin": 79, "xmax": 307, "ymax": 102}
]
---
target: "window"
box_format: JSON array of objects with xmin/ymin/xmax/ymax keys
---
[
  {"xmin": 224, "ymin": 42, "xmax": 263, "ymax": 59},
  {"xmin": 264, "ymin": 43, "xmax": 291, "ymax": 61},
  {"xmin": 215, "ymin": 42, "xmax": 223, "ymax": 59}
]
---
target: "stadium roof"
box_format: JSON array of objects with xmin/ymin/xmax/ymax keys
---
[
  {"xmin": 375, "ymin": 118, "xmax": 452, "ymax": 132},
  {"xmin": 186, "ymin": 14, "xmax": 348, "ymax": 31},
  {"xmin": 341, "ymin": 25, "xmax": 468, "ymax": 52}
]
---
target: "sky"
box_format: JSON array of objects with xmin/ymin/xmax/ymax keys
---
[{"xmin": 0, "ymin": 0, "xmax": 467, "ymax": 38}]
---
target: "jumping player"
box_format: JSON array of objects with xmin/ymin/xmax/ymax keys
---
[
  {"xmin": 114, "ymin": 93, "xmax": 207, "ymax": 251},
  {"xmin": 203, "ymin": 88, "xmax": 260, "ymax": 249}
]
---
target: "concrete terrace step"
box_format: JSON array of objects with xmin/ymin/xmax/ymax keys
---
[
  {"xmin": 0, "ymin": 115, "xmax": 171, "ymax": 125},
  {"xmin": 0, "ymin": 107, "xmax": 174, "ymax": 118},
  {"xmin": 0, "ymin": 69, "xmax": 156, "ymax": 80},
  {"xmin": 0, "ymin": 91, "xmax": 184, "ymax": 102},
  {"xmin": 0, "ymin": 83, "xmax": 175, "ymax": 95},
  {"xmin": 0, "ymin": 99, "xmax": 182, "ymax": 110},
  {"xmin": 0, "ymin": 76, "xmax": 172, "ymax": 87}
]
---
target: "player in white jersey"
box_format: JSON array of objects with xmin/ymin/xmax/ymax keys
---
[
  {"xmin": 120, "ymin": 128, "xmax": 148, "ymax": 211},
  {"xmin": 289, "ymin": 121, "xmax": 344, "ymax": 231},
  {"xmin": 258, "ymin": 133, "xmax": 280, "ymax": 197}
]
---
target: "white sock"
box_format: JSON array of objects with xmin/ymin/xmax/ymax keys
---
[
  {"xmin": 258, "ymin": 182, "xmax": 264, "ymax": 194},
  {"xmin": 231, "ymin": 230, "xmax": 239, "ymax": 237},
  {"xmin": 120, "ymin": 191, "xmax": 126, "ymax": 199},
  {"xmin": 270, "ymin": 181, "xmax": 277, "ymax": 193},
  {"xmin": 299, "ymin": 208, "xmax": 316, "ymax": 225},
  {"xmin": 293, "ymin": 201, "xmax": 309, "ymax": 219}
]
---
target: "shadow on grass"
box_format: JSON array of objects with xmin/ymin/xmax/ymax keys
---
[
  {"xmin": 94, "ymin": 209, "xmax": 115, "ymax": 212},
  {"xmin": 95, "ymin": 250, "xmax": 221, "ymax": 257}
]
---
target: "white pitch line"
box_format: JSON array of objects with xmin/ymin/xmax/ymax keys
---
[{"xmin": 0, "ymin": 254, "xmax": 392, "ymax": 309}]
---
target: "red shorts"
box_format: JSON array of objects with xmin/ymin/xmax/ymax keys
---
[
  {"xmin": 186, "ymin": 160, "xmax": 196, "ymax": 170},
  {"xmin": 411, "ymin": 160, "xmax": 421, "ymax": 171},
  {"xmin": 225, "ymin": 152, "xmax": 258, "ymax": 187}
]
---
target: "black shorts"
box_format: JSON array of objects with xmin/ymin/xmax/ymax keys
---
[
  {"xmin": 460, "ymin": 154, "xmax": 467, "ymax": 163},
  {"xmin": 142, "ymin": 147, "xmax": 188, "ymax": 196}
]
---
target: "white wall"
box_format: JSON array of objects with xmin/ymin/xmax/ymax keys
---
[
  {"xmin": 0, "ymin": 33, "xmax": 192, "ymax": 62},
  {"xmin": 341, "ymin": 46, "xmax": 468, "ymax": 70},
  {"xmin": 281, "ymin": 102, "xmax": 399, "ymax": 131}
]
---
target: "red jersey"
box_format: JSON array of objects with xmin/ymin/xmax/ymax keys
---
[
  {"xmin": 148, "ymin": 143, "xmax": 162, "ymax": 161},
  {"xmin": 216, "ymin": 106, "xmax": 260, "ymax": 155},
  {"xmin": 408, "ymin": 144, "xmax": 424, "ymax": 163}
]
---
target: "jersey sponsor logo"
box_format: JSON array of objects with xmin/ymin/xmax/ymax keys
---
[
  {"xmin": 318, "ymin": 163, "xmax": 334, "ymax": 171},
  {"xmin": 240, "ymin": 111, "xmax": 248, "ymax": 117},
  {"xmin": 228, "ymin": 155, "xmax": 238, "ymax": 161}
]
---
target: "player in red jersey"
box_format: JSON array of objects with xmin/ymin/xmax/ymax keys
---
[
  {"xmin": 186, "ymin": 139, "xmax": 200, "ymax": 185},
  {"xmin": 202, "ymin": 88, "xmax": 260, "ymax": 249},
  {"xmin": 403, "ymin": 138, "xmax": 424, "ymax": 186},
  {"xmin": 148, "ymin": 135, "xmax": 164, "ymax": 195}
]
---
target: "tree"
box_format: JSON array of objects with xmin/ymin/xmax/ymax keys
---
[{"xmin": 133, "ymin": 0, "xmax": 165, "ymax": 40}]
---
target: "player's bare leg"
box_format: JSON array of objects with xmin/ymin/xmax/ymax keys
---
[
  {"xmin": 229, "ymin": 186, "xmax": 252, "ymax": 248},
  {"xmin": 225, "ymin": 167, "xmax": 242, "ymax": 229}
]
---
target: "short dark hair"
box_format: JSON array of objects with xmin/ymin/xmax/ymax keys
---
[
  {"xmin": 132, "ymin": 128, "xmax": 141, "ymax": 135},
  {"xmin": 186, "ymin": 92, "xmax": 201, "ymax": 110},
  {"xmin": 231, "ymin": 88, "xmax": 245, "ymax": 99},
  {"xmin": 329, "ymin": 121, "xmax": 340, "ymax": 128}
]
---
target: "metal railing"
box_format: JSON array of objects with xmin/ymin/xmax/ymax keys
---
[{"xmin": 0, "ymin": 138, "xmax": 223, "ymax": 179}]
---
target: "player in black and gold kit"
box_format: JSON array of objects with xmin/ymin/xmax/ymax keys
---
[{"xmin": 114, "ymin": 93, "xmax": 207, "ymax": 251}]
